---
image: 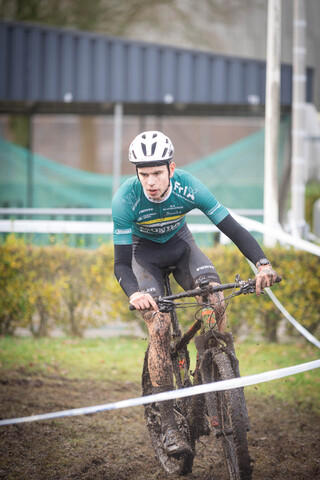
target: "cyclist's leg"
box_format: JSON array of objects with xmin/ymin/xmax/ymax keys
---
[
  {"xmin": 171, "ymin": 226, "xmax": 227, "ymax": 332},
  {"xmin": 131, "ymin": 243, "xmax": 172, "ymax": 387},
  {"xmin": 132, "ymin": 237, "xmax": 191, "ymax": 456}
]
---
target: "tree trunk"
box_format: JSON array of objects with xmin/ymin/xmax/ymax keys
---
[
  {"xmin": 37, "ymin": 308, "xmax": 49, "ymax": 337},
  {"xmin": 0, "ymin": 315, "xmax": 13, "ymax": 335},
  {"xmin": 69, "ymin": 304, "xmax": 81, "ymax": 337},
  {"xmin": 264, "ymin": 312, "xmax": 278, "ymax": 343}
]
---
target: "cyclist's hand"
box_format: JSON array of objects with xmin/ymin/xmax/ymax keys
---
[
  {"xmin": 255, "ymin": 265, "xmax": 278, "ymax": 296},
  {"xmin": 129, "ymin": 292, "xmax": 159, "ymax": 311}
]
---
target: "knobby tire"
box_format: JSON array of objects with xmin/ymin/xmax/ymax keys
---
[{"xmin": 213, "ymin": 352, "xmax": 253, "ymax": 480}]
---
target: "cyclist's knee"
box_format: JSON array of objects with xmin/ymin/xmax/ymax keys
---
[
  {"xmin": 209, "ymin": 290, "xmax": 225, "ymax": 311},
  {"xmin": 205, "ymin": 282, "xmax": 226, "ymax": 329},
  {"xmin": 142, "ymin": 311, "xmax": 171, "ymax": 336}
]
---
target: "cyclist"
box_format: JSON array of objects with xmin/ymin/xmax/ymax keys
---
[{"xmin": 112, "ymin": 131, "xmax": 278, "ymax": 457}]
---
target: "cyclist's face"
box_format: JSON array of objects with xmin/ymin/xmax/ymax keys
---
[{"xmin": 137, "ymin": 163, "xmax": 175, "ymax": 201}]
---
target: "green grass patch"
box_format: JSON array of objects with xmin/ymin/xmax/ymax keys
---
[
  {"xmin": 237, "ymin": 341, "xmax": 320, "ymax": 412},
  {"xmin": 0, "ymin": 336, "xmax": 319, "ymax": 412},
  {"xmin": 0, "ymin": 336, "xmax": 148, "ymax": 381}
]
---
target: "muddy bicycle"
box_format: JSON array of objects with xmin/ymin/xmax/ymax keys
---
[{"xmin": 138, "ymin": 269, "xmax": 281, "ymax": 479}]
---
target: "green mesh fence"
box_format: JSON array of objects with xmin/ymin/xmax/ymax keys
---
[
  {"xmin": 0, "ymin": 117, "xmax": 290, "ymax": 247},
  {"xmin": 183, "ymin": 117, "xmax": 289, "ymax": 210},
  {"xmin": 0, "ymin": 138, "xmax": 115, "ymax": 208}
]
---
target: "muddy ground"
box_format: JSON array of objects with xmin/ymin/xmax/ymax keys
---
[{"xmin": 0, "ymin": 370, "xmax": 319, "ymax": 480}]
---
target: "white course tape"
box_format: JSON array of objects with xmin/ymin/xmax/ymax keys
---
[
  {"xmin": 265, "ymin": 288, "xmax": 320, "ymax": 349},
  {"xmin": 0, "ymin": 359, "xmax": 319, "ymax": 427},
  {"xmin": 231, "ymin": 212, "xmax": 320, "ymax": 258},
  {"xmin": 248, "ymin": 260, "xmax": 320, "ymax": 349}
]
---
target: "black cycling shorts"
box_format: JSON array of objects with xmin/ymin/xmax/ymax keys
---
[{"xmin": 132, "ymin": 223, "xmax": 220, "ymax": 297}]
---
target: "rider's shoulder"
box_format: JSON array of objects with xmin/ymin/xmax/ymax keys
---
[
  {"xmin": 112, "ymin": 176, "xmax": 141, "ymax": 207},
  {"xmin": 114, "ymin": 176, "xmax": 141, "ymax": 195},
  {"xmin": 173, "ymin": 168, "xmax": 202, "ymax": 185}
]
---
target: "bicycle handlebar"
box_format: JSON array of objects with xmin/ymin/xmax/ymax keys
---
[{"xmin": 129, "ymin": 275, "xmax": 282, "ymax": 311}]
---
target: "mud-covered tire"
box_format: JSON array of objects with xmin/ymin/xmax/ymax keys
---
[
  {"xmin": 213, "ymin": 352, "xmax": 253, "ymax": 480},
  {"xmin": 142, "ymin": 348, "xmax": 194, "ymax": 476}
]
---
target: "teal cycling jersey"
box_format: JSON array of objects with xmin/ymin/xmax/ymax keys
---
[{"xmin": 112, "ymin": 169, "xmax": 229, "ymax": 245}]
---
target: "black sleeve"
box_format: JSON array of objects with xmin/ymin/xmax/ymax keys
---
[
  {"xmin": 114, "ymin": 244, "xmax": 140, "ymax": 298},
  {"xmin": 217, "ymin": 214, "xmax": 266, "ymax": 266}
]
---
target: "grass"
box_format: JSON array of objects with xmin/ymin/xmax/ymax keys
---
[
  {"xmin": 235, "ymin": 341, "xmax": 320, "ymax": 412},
  {"xmin": 0, "ymin": 335, "xmax": 319, "ymax": 412},
  {"xmin": 0, "ymin": 336, "xmax": 149, "ymax": 381}
]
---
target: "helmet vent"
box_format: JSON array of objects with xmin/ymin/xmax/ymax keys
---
[{"xmin": 151, "ymin": 142, "xmax": 157, "ymax": 155}]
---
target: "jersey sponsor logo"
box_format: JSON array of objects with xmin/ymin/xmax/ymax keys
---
[
  {"xmin": 144, "ymin": 287, "xmax": 156, "ymax": 294},
  {"xmin": 139, "ymin": 223, "xmax": 181, "ymax": 234},
  {"xmin": 196, "ymin": 265, "xmax": 215, "ymax": 271},
  {"xmin": 115, "ymin": 228, "xmax": 132, "ymax": 235},
  {"xmin": 173, "ymin": 181, "xmax": 197, "ymax": 201},
  {"xmin": 137, "ymin": 212, "xmax": 157, "ymax": 222},
  {"xmin": 140, "ymin": 208, "xmax": 154, "ymax": 213}
]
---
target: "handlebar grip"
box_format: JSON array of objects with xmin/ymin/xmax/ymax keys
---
[
  {"xmin": 129, "ymin": 304, "xmax": 136, "ymax": 311},
  {"xmin": 253, "ymin": 275, "xmax": 282, "ymax": 285}
]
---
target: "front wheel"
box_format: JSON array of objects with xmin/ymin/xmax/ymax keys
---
[{"xmin": 214, "ymin": 352, "xmax": 253, "ymax": 480}]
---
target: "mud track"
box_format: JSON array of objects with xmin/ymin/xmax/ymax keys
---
[{"xmin": 0, "ymin": 370, "xmax": 319, "ymax": 480}]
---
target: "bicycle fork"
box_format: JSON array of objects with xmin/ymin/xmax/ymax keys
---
[
  {"xmin": 198, "ymin": 348, "xmax": 226, "ymax": 437},
  {"xmin": 199, "ymin": 347, "xmax": 249, "ymax": 441}
]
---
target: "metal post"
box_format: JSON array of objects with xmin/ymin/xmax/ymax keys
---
[
  {"xmin": 263, "ymin": 0, "xmax": 281, "ymax": 246},
  {"xmin": 27, "ymin": 113, "xmax": 34, "ymax": 207},
  {"xmin": 113, "ymin": 103, "xmax": 123, "ymax": 195},
  {"xmin": 291, "ymin": 0, "xmax": 307, "ymax": 237}
]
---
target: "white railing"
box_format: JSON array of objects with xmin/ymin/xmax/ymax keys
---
[
  {"xmin": 0, "ymin": 208, "xmax": 263, "ymax": 235},
  {"xmin": 0, "ymin": 208, "xmax": 263, "ymax": 217},
  {"xmin": 1, "ymin": 207, "xmax": 319, "ymax": 256}
]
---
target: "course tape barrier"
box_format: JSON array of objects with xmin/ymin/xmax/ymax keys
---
[
  {"xmin": 248, "ymin": 260, "xmax": 320, "ymax": 349},
  {"xmin": 0, "ymin": 359, "xmax": 319, "ymax": 427},
  {"xmin": 265, "ymin": 288, "xmax": 320, "ymax": 349},
  {"xmin": 232, "ymin": 212, "xmax": 320, "ymax": 258}
]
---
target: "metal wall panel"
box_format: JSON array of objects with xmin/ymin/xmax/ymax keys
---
[
  {"xmin": 0, "ymin": 20, "xmax": 314, "ymax": 107},
  {"xmin": 60, "ymin": 34, "xmax": 74, "ymax": 101},
  {"xmin": 127, "ymin": 44, "xmax": 143, "ymax": 102},
  {"xmin": 27, "ymin": 29, "xmax": 41, "ymax": 100},
  {"xmin": 211, "ymin": 57, "xmax": 227, "ymax": 103},
  {"xmin": 10, "ymin": 26, "xmax": 25, "ymax": 99},
  {"xmin": 161, "ymin": 49, "xmax": 176, "ymax": 103}
]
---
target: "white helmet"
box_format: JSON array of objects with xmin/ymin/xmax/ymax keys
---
[{"xmin": 129, "ymin": 131, "xmax": 174, "ymax": 167}]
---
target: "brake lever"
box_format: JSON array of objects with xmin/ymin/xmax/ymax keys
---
[
  {"xmin": 239, "ymin": 279, "xmax": 256, "ymax": 295},
  {"xmin": 158, "ymin": 300, "xmax": 175, "ymax": 313}
]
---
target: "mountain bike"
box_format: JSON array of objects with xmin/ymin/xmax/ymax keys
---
[{"xmin": 139, "ymin": 269, "xmax": 281, "ymax": 479}]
